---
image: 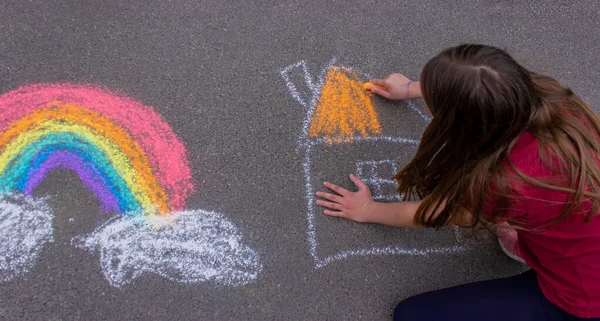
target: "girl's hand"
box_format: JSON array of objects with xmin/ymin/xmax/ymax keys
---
[
  {"xmin": 369, "ymin": 73, "xmax": 422, "ymax": 100},
  {"xmin": 315, "ymin": 174, "xmax": 375, "ymax": 223}
]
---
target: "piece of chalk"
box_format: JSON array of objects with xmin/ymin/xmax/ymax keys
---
[{"xmin": 363, "ymin": 82, "xmax": 385, "ymax": 91}]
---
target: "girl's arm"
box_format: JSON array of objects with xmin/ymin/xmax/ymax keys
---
[
  {"xmin": 363, "ymin": 201, "xmax": 421, "ymax": 227},
  {"xmin": 368, "ymin": 73, "xmax": 423, "ymax": 100},
  {"xmin": 316, "ymin": 174, "xmax": 472, "ymax": 227}
]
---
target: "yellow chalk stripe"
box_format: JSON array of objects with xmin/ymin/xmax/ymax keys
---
[
  {"xmin": 309, "ymin": 67, "xmax": 381, "ymax": 143},
  {"xmin": 0, "ymin": 120, "xmax": 164, "ymax": 214}
]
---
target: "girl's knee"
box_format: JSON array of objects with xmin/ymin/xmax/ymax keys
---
[{"xmin": 392, "ymin": 296, "xmax": 422, "ymax": 321}]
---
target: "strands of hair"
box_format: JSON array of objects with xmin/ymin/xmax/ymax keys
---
[{"xmin": 397, "ymin": 44, "xmax": 600, "ymax": 230}]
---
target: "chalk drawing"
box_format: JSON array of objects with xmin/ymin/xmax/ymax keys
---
[
  {"xmin": 356, "ymin": 160, "xmax": 401, "ymax": 201},
  {"xmin": 73, "ymin": 209, "xmax": 262, "ymax": 287},
  {"xmin": 0, "ymin": 84, "xmax": 193, "ymax": 214},
  {"xmin": 0, "ymin": 194, "xmax": 53, "ymax": 282},
  {"xmin": 281, "ymin": 59, "xmax": 467, "ymax": 268},
  {"xmin": 0, "ymin": 83, "xmax": 262, "ymax": 286}
]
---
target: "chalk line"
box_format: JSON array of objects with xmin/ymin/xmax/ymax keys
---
[
  {"xmin": 73, "ymin": 209, "xmax": 262, "ymax": 287},
  {"xmin": 407, "ymin": 99, "xmax": 432, "ymax": 123},
  {"xmin": 302, "ymin": 144, "xmax": 319, "ymax": 263},
  {"xmin": 453, "ymin": 225, "xmax": 462, "ymax": 244},
  {"xmin": 280, "ymin": 60, "xmax": 314, "ymax": 109},
  {"xmin": 316, "ymin": 245, "xmax": 468, "ymax": 268},
  {"xmin": 309, "ymin": 136, "xmax": 421, "ymax": 146},
  {"xmin": 0, "ymin": 194, "xmax": 54, "ymax": 282}
]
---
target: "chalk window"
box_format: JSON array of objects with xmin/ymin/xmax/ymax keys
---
[{"xmin": 355, "ymin": 160, "xmax": 401, "ymax": 201}]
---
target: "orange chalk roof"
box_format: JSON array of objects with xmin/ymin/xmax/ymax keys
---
[{"xmin": 308, "ymin": 67, "xmax": 381, "ymax": 143}]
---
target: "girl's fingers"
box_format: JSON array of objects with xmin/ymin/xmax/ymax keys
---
[
  {"xmin": 316, "ymin": 191, "xmax": 343, "ymax": 203},
  {"xmin": 324, "ymin": 210, "xmax": 345, "ymax": 218},
  {"xmin": 370, "ymin": 78, "xmax": 387, "ymax": 87},
  {"xmin": 316, "ymin": 199, "xmax": 342, "ymax": 210},
  {"xmin": 370, "ymin": 87, "xmax": 392, "ymax": 99},
  {"xmin": 324, "ymin": 182, "xmax": 350, "ymax": 196},
  {"xmin": 349, "ymin": 174, "xmax": 368, "ymax": 191}
]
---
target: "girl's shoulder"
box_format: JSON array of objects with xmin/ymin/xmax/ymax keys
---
[{"xmin": 508, "ymin": 132, "xmax": 541, "ymax": 175}]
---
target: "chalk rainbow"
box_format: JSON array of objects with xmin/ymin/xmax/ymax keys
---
[{"xmin": 0, "ymin": 83, "xmax": 194, "ymax": 215}]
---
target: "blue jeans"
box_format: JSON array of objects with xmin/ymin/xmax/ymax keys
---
[{"xmin": 394, "ymin": 270, "xmax": 599, "ymax": 321}]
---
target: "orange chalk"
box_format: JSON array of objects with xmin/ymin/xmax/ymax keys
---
[
  {"xmin": 363, "ymin": 82, "xmax": 385, "ymax": 91},
  {"xmin": 308, "ymin": 67, "xmax": 382, "ymax": 144}
]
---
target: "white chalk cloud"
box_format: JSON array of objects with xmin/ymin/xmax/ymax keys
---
[
  {"xmin": 0, "ymin": 194, "xmax": 54, "ymax": 282},
  {"xmin": 73, "ymin": 209, "xmax": 263, "ymax": 287}
]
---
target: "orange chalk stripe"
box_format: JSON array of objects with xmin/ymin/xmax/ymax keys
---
[{"xmin": 309, "ymin": 67, "xmax": 382, "ymax": 143}]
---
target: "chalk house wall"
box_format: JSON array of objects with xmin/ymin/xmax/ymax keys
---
[{"xmin": 281, "ymin": 59, "xmax": 466, "ymax": 268}]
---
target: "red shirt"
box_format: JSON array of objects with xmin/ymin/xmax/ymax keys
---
[{"xmin": 503, "ymin": 132, "xmax": 600, "ymax": 318}]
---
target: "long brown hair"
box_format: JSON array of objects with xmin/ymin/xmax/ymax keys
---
[{"xmin": 395, "ymin": 44, "xmax": 600, "ymax": 229}]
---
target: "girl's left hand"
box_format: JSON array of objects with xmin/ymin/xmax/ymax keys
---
[{"xmin": 315, "ymin": 174, "xmax": 374, "ymax": 223}]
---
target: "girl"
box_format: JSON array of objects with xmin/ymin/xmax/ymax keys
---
[{"xmin": 316, "ymin": 44, "xmax": 600, "ymax": 321}]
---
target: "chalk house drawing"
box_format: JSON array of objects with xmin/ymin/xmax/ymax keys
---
[
  {"xmin": 0, "ymin": 83, "xmax": 262, "ymax": 287},
  {"xmin": 281, "ymin": 58, "xmax": 466, "ymax": 268}
]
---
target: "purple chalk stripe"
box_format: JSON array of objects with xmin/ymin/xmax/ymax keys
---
[{"xmin": 24, "ymin": 151, "xmax": 120, "ymax": 213}]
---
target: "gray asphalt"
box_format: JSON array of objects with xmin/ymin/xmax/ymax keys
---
[{"xmin": 0, "ymin": 0, "xmax": 598, "ymax": 320}]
